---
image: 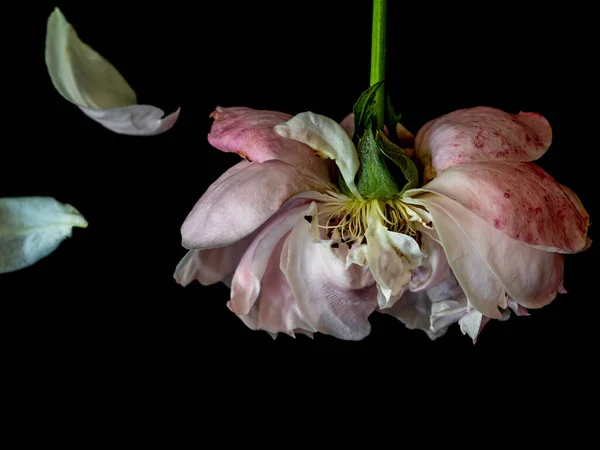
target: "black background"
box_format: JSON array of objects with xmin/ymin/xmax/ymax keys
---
[{"xmin": 0, "ymin": 1, "xmax": 596, "ymax": 371}]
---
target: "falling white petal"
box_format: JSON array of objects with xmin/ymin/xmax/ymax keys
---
[
  {"xmin": 0, "ymin": 197, "xmax": 88, "ymax": 274},
  {"xmin": 274, "ymin": 112, "xmax": 362, "ymax": 199},
  {"xmin": 45, "ymin": 8, "xmax": 179, "ymax": 136}
]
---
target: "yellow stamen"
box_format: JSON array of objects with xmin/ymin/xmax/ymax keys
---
[{"xmin": 317, "ymin": 195, "xmax": 421, "ymax": 245}]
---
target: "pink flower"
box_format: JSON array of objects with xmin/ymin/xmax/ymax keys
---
[{"xmin": 174, "ymin": 105, "xmax": 590, "ymax": 342}]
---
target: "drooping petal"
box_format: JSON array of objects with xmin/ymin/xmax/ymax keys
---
[
  {"xmin": 228, "ymin": 200, "xmax": 313, "ymax": 317},
  {"xmin": 207, "ymin": 107, "xmax": 332, "ymax": 182},
  {"xmin": 174, "ymin": 232, "xmax": 256, "ymax": 287},
  {"xmin": 380, "ymin": 272, "xmax": 467, "ymax": 339},
  {"xmin": 415, "ymin": 106, "xmax": 552, "ymax": 183},
  {"xmin": 0, "ymin": 196, "xmax": 87, "ymax": 274},
  {"xmin": 181, "ymin": 160, "xmax": 328, "ymax": 250},
  {"xmin": 279, "ymin": 203, "xmax": 378, "ymax": 340},
  {"xmin": 235, "ymin": 236, "xmax": 317, "ymax": 337},
  {"xmin": 458, "ymin": 309, "xmax": 491, "ymax": 343},
  {"xmin": 413, "ymin": 161, "xmax": 589, "ymax": 253},
  {"xmin": 415, "ymin": 192, "xmax": 565, "ymax": 318},
  {"xmin": 274, "ymin": 112, "xmax": 362, "ymax": 199},
  {"xmin": 364, "ymin": 206, "xmax": 425, "ymax": 309},
  {"xmin": 45, "ymin": 8, "xmax": 179, "ymax": 136}
]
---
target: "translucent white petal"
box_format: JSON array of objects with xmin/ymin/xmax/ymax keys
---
[
  {"xmin": 45, "ymin": 8, "xmax": 179, "ymax": 136},
  {"xmin": 0, "ymin": 196, "xmax": 87, "ymax": 274}
]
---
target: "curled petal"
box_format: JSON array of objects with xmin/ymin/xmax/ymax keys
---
[
  {"xmin": 80, "ymin": 106, "xmax": 180, "ymax": 136},
  {"xmin": 181, "ymin": 160, "xmax": 327, "ymax": 250},
  {"xmin": 458, "ymin": 309, "xmax": 491, "ymax": 343},
  {"xmin": 208, "ymin": 107, "xmax": 332, "ymax": 182},
  {"xmin": 416, "ymin": 192, "xmax": 565, "ymax": 318},
  {"xmin": 45, "ymin": 8, "xmax": 179, "ymax": 135},
  {"xmin": 174, "ymin": 232, "xmax": 256, "ymax": 287},
  {"xmin": 380, "ymin": 272, "xmax": 467, "ymax": 339},
  {"xmin": 365, "ymin": 207, "xmax": 425, "ymax": 309},
  {"xmin": 274, "ymin": 112, "xmax": 362, "ymax": 199},
  {"xmin": 415, "ymin": 106, "xmax": 552, "ymax": 182},
  {"xmin": 279, "ymin": 203, "xmax": 378, "ymax": 340},
  {"xmin": 414, "ymin": 161, "xmax": 589, "ymax": 253},
  {"xmin": 228, "ymin": 201, "xmax": 312, "ymax": 317},
  {"xmin": 409, "ymin": 233, "xmax": 450, "ymax": 292},
  {"xmin": 0, "ymin": 196, "xmax": 87, "ymax": 274}
]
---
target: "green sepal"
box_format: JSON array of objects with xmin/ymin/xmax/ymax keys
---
[
  {"xmin": 384, "ymin": 94, "xmax": 402, "ymax": 145},
  {"xmin": 338, "ymin": 172, "xmax": 355, "ymax": 198},
  {"xmin": 376, "ymin": 130, "xmax": 419, "ymax": 193},
  {"xmin": 352, "ymin": 80, "xmax": 385, "ymax": 144},
  {"xmin": 355, "ymin": 124, "xmax": 399, "ymax": 199}
]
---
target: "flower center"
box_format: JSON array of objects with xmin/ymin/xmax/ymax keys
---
[{"xmin": 317, "ymin": 192, "xmax": 421, "ymax": 245}]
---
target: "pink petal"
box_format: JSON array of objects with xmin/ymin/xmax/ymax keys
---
[
  {"xmin": 236, "ymin": 236, "xmax": 317, "ymax": 337},
  {"xmin": 80, "ymin": 106, "xmax": 180, "ymax": 136},
  {"xmin": 173, "ymin": 232, "xmax": 256, "ymax": 287},
  {"xmin": 419, "ymin": 161, "xmax": 589, "ymax": 253},
  {"xmin": 228, "ymin": 201, "xmax": 378, "ymax": 339},
  {"xmin": 340, "ymin": 113, "xmax": 355, "ymax": 138},
  {"xmin": 181, "ymin": 160, "xmax": 329, "ymax": 250},
  {"xmin": 228, "ymin": 200, "xmax": 312, "ymax": 317},
  {"xmin": 208, "ymin": 106, "xmax": 332, "ymax": 181},
  {"xmin": 279, "ymin": 204, "xmax": 378, "ymax": 340},
  {"xmin": 416, "ymin": 192, "xmax": 565, "ymax": 318},
  {"xmin": 415, "ymin": 106, "xmax": 552, "ymax": 183}
]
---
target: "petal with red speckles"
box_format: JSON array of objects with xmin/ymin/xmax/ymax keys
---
[
  {"xmin": 415, "ymin": 106, "xmax": 552, "ymax": 183},
  {"xmin": 414, "ymin": 191, "xmax": 565, "ymax": 318},
  {"xmin": 411, "ymin": 161, "xmax": 589, "ymax": 253}
]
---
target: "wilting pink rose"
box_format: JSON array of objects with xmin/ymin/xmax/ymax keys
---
[{"xmin": 174, "ymin": 105, "xmax": 590, "ymax": 342}]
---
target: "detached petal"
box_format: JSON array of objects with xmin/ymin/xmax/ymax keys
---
[
  {"xmin": 181, "ymin": 160, "xmax": 327, "ymax": 249},
  {"xmin": 0, "ymin": 196, "xmax": 87, "ymax": 274},
  {"xmin": 415, "ymin": 192, "xmax": 565, "ymax": 318},
  {"xmin": 364, "ymin": 207, "xmax": 425, "ymax": 309},
  {"xmin": 415, "ymin": 106, "xmax": 552, "ymax": 183},
  {"xmin": 45, "ymin": 8, "xmax": 179, "ymax": 135},
  {"xmin": 416, "ymin": 161, "xmax": 589, "ymax": 253},
  {"xmin": 274, "ymin": 112, "xmax": 362, "ymax": 199}
]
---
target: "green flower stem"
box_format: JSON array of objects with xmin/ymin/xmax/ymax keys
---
[{"xmin": 370, "ymin": 0, "xmax": 387, "ymax": 130}]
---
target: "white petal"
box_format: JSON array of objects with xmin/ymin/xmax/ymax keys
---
[
  {"xmin": 409, "ymin": 234, "xmax": 450, "ymax": 292},
  {"xmin": 274, "ymin": 112, "xmax": 362, "ymax": 199},
  {"xmin": 0, "ymin": 196, "xmax": 87, "ymax": 274},
  {"xmin": 365, "ymin": 207, "xmax": 425, "ymax": 309},
  {"xmin": 45, "ymin": 8, "xmax": 179, "ymax": 136},
  {"xmin": 80, "ymin": 106, "xmax": 181, "ymax": 136},
  {"xmin": 458, "ymin": 309, "xmax": 490, "ymax": 343}
]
